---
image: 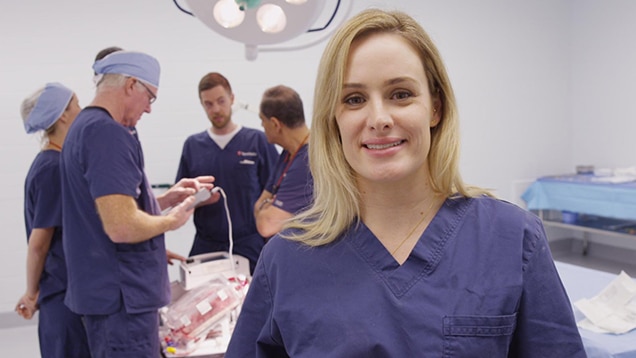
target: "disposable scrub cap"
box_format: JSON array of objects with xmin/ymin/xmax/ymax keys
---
[
  {"xmin": 24, "ymin": 82, "xmax": 73, "ymax": 134},
  {"xmin": 93, "ymin": 51, "xmax": 161, "ymax": 87}
]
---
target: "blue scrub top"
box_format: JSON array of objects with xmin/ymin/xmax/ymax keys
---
[
  {"xmin": 176, "ymin": 128, "xmax": 278, "ymax": 259},
  {"xmin": 23, "ymin": 150, "xmax": 67, "ymax": 304},
  {"xmin": 264, "ymin": 144, "xmax": 313, "ymax": 215},
  {"xmin": 226, "ymin": 196, "xmax": 587, "ymax": 357},
  {"xmin": 60, "ymin": 107, "xmax": 169, "ymax": 315}
]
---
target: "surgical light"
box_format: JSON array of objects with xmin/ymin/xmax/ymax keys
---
[
  {"xmin": 257, "ymin": 4, "xmax": 286, "ymax": 33},
  {"xmin": 176, "ymin": 0, "xmax": 349, "ymax": 61},
  {"xmin": 213, "ymin": 0, "xmax": 245, "ymax": 28}
]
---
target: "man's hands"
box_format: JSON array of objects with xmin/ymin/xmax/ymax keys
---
[
  {"xmin": 157, "ymin": 176, "xmax": 218, "ymax": 211},
  {"xmin": 15, "ymin": 293, "xmax": 38, "ymax": 319},
  {"xmin": 166, "ymin": 249, "xmax": 187, "ymax": 265}
]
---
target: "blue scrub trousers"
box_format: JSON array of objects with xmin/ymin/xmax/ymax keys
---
[
  {"xmin": 38, "ymin": 292, "xmax": 90, "ymax": 358},
  {"xmin": 83, "ymin": 304, "xmax": 160, "ymax": 358}
]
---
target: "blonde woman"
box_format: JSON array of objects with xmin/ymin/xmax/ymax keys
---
[
  {"xmin": 17, "ymin": 83, "xmax": 89, "ymax": 357},
  {"xmin": 227, "ymin": 9, "xmax": 585, "ymax": 357}
]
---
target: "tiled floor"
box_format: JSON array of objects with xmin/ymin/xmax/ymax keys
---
[{"xmin": 0, "ymin": 323, "xmax": 41, "ymax": 357}]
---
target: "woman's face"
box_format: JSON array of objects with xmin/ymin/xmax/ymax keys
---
[
  {"xmin": 64, "ymin": 94, "xmax": 82, "ymax": 124},
  {"xmin": 335, "ymin": 32, "xmax": 440, "ymax": 186}
]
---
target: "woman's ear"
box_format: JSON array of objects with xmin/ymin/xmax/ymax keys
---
[
  {"xmin": 58, "ymin": 109, "xmax": 72, "ymax": 125},
  {"xmin": 430, "ymin": 99, "xmax": 442, "ymax": 128},
  {"xmin": 57, "ymin": 113, "xmax": 68, "ymax": 125}
]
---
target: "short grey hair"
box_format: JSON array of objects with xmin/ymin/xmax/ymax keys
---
[
  {"xmin": 95, "ymin": 73, "xmax": 128, "ymax": 89},
  {"xmin": 20, "ymin": 86, "xmax": 45, "ymax": 122}
]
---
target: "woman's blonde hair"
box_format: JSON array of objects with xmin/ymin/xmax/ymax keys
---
[{"xmin": 283, "ymin": 9, "xmax": 489, "ymax": 246}]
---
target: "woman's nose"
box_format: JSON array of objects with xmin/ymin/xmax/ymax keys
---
[{"xmin": 368, "ymin": 100, "xmax": 393, "ymax": 131}]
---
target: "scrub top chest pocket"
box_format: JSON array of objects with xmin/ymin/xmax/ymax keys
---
[
  {"xmin": 443, "ymin": 314, "xmax": 517, "ymax": 357},
  {"xmin": 234, "ymin": 151, "xmax": 259, "ymax": 185}
]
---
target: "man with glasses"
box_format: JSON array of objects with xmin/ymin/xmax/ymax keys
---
[
  {"xmin": 92, "ymin": 47, "xmax": 188, "ymax": 270},
  {"xmin": 138, "ymin": 80, "xmax": 157, "ymax": 103},
  {"xmin": 60, "ymin": 51, "xmax": 213, "ymax": 357}
]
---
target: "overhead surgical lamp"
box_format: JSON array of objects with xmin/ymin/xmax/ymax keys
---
[{"xmin": 174, "ymin": 0, "xmax": 351, "ymax": 60}]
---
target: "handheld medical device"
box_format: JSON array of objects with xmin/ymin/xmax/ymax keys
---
[
  {"xmin": 162, "ymin": 187, "xmax": 220, "ymax": 215},
  {"xmin": 185, "ymin": 188, "xmax": 214, "ymax": 210}
]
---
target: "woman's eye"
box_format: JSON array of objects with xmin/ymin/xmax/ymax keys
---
[
  {"xmin": 344, "ymin": 95, "xmax": 365, "ymax": 106},
  {"xmin": 392, "ymin": 90, "xmax": 412, "ymax": 100}
]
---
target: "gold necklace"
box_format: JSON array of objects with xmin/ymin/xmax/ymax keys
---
[
  {"xmin": 390, "ymin": 196, "xmax": 437, "ymax": 256},
  {"xmin": 48, "ymin": 140, "xmax": 62, "ymax": 151}
]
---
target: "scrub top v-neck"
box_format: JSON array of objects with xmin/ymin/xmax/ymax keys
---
[{"xmin": 226, "ymin": 196, "xmax": 586, "ymax": 357}]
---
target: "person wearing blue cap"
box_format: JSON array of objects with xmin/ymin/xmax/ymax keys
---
[
  {"xmin": 16, "ymin": 83, "xmax": 90, "ymax": 358},
  {"xmin": 60, "ymin": 51, "xmax": 215, "ymax": 357},
  {"xmin": 91, "ymin": 46, "xmax": 188, "ymax": 267},
  {"xmin": 92, "ymin": 45, "xmax": 124, "ymax": 82}
]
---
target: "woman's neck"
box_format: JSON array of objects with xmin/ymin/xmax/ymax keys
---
[
  {"xmin": 358, "ymin": 170, "xmax": 440, "ymax": 222},
  {"xmin": 360, "ymin": 179, "xmax": 443, "ymax": 264},
  {"xmin": 363, "ymin": 185, "xmax": 433, "ymax": 216},
  {"xmin": 45, "ymin": 131, "xmax": 66, "ymax": 152}
]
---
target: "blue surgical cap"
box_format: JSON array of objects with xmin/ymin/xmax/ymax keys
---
[
  {"xmin": 92, "ymin": 51, "xmax": 160, "ymax": 87},
  {"xmin": 24, "ymin": 82, "xmax": 73, "ymax": 134}
]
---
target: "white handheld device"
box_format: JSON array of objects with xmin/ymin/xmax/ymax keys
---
[
  {"xmin": 186, "ymin": 188, "xmax": 212, "ymax": 210},
  {"xmin": 162, "ymin": 188, "xmax": 218, "ymax": 215}
]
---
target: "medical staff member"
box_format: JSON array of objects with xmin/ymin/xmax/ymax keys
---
[
  {"xmin": 254, "ymin": 85, "xmax": 313, "ymax": 239},
  {"xmin": 93, "ymin": 46, "xmax": 123, "ymax": 77},
  {"xmin": 60, "ymin": 51, "xmax": 213, "ymax": 357},
  {"xmin": 91, "ymin": 45, "xmax": 187, "ymax": 267},
  {"xmin": 226, "ymin": 9, "xmax": 586, "ymax": 357},
  {"xmin": 16, "ymin": 83, "xmax": 90, "ymax": 358},
  {"xmin": 176, "ymin": 72, "xmax": 278, "ymax": 273}
]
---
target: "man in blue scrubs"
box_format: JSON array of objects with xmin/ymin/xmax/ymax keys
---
[
  {"xmin": 176, "ymin": 72, "xmax": 278, "ymax": 273},
  {"xmin": 60, "ymin": 51, "xmax": 211, "ymax": 357},
  {"xmin": 91, "ymin": 45, "xmax": 187, "ymax": 266},
  {"xmin": 254, "ymin": 85, "xmax": 313, "ymax": 239},
  {"xmin": 17, "ymin": 83, "xmax": 90, "ymax": 358}
]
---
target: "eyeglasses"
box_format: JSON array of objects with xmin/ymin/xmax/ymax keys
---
[{"xmin": 136, "ymin": 79, "xmax": 157, "ymax": 104}]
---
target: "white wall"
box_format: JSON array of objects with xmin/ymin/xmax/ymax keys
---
[
  {"xmin": 569, "ymin": 0, "xmax": 636, "ymax": 169},
  {"xmin": 0, "ymin": 0, "xmax": 632, "ymax": 315}
]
